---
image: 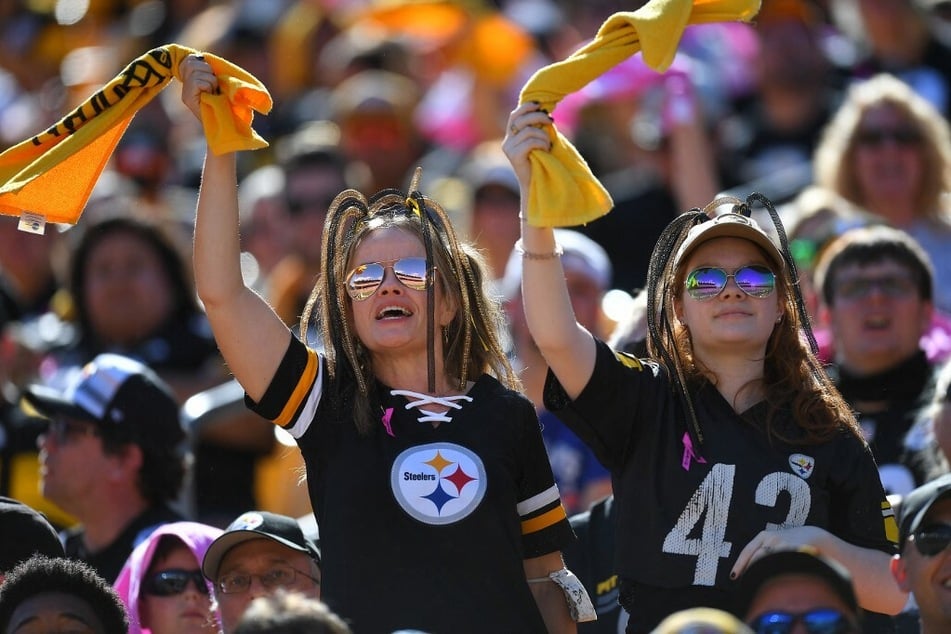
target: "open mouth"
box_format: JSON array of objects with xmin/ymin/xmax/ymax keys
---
[
  {"xmin": 862, "ymin": 315, "xmax": 892, "ymax": 331},
  {"xmin": 376, "ymin": 305, "xmax": 412, "ymax": 320}
]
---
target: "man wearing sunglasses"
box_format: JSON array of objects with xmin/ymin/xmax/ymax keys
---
[
  {"xmin": 891, "ymin": 473, "xmax": 951, "ymax": 634},
  {"xmin": 201, "ymin": 511, "xmax": 321, "ymax": 634},
  {"xmin": 814, "ymin": 225, "xmax": 947, "ymax": 498},
  {"xmin": 22, "ymin": 353, "xmax": 187, "ymax": 583},
  {"xmin": 738, "ymin": 548, "xmax": 862, "ymax": 634}
]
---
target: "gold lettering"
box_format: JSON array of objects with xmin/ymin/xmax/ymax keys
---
[
  {"xmin": 596, "ymin": 575, "xmax": 618, "ymax": 595},
  {"xmin": 25, "ymin": 46, "xmax": 175, "ymax": 146}
]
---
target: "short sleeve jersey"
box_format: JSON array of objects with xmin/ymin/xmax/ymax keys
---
[
  {"xmin": 249, "ymin": 336, "xmax": 575, "ymax": 634},
  {"xmin": 546, "ymin": 339, "xmax": 899, "ymax": 632}
]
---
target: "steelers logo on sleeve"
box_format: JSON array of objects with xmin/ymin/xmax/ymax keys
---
[{"xmin": 391, "ymin": 442, "xmax": 488, "ymax": 525}]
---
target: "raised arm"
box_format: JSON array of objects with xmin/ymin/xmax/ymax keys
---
[
  {"xmin": 502, "ymin": 103, "xmax": 596, "ymax": 400},
  {"xmin": 179, "ymin": 55, "xmax": 291, "ymax": 401},
  {"xmin": 732, "ymin": 526, "xmax": 907, "ymax": 615}
]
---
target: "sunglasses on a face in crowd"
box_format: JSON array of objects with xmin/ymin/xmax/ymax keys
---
[
  {"xmin": 684, "ymin": 265, "xmax": 776, "ymax": 301},
  {"xmin": 285, "ymin": 193, "xmax": 338, "ymax": 217},
  {"xmin": 854, "ymin": 127, "xmax": 922, "ymax": 148},
  {"xmin": 910, "ymin": 523, "xmax": 951, "ymax": 557},
  {"xmin": 747, "ymin": 608, "xmax": 858, "ymax": 634},
  {"xmin": 142, "ymin": 569, "xmax": 209, "ymax": 597},
  {"xmin": 834, "ymin": 274, "xmax": 917, "ymax": 302},
  {"xmin": 345, "ymin": 257, "xmax": 433, "ymax": 301}
]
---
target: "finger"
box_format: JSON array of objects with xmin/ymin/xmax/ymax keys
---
[
  {"xmin": 509, "ymin": 112, "xmax": 554, "ymax": 137},
  {"xmin": 730, "ymin": 538, "xmax": 763, "ymax": 579}
]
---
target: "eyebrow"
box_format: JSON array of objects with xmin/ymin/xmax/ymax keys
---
[{"xmin": 11, "ymin": 612, "xmax": 97, "ymax": 632}]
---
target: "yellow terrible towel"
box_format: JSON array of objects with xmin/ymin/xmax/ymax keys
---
[
  {"xmin": 519, "ymin": 0, "xmax": 760, "ymax": 227},
  {"xmin": 0, "ymin": 44, "xmax": 271, "ymax": 227}
]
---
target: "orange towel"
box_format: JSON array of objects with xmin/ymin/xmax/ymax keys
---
[
  {"xmin": 0, "ymin": 44, "xmax": 272, "ymax": 228},
  {"xmin": 518, "ymin": 0, "xmax": 760, "ymax": 227}
]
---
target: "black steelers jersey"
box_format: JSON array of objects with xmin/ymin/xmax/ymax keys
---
[
  {"xmin": 545, "ymin": 339, "xmax": 898, "ymax": 633},
  {"xmin": 249, "ymin": 335, "xmax": 575, "ymax": 634}
]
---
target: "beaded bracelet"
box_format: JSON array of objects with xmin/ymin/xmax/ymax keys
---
[{"xmin": 514, "ymin": 238, "xmax": 563, "ymax": 260}]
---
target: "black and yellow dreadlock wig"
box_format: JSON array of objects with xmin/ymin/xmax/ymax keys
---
[
  {"xmin": 300, "ymin": 168, "xmax": 519, "ymax": 435},
  {"xmin": 644, "ymin": 193, "xmax": 859, "ymax": 447}
]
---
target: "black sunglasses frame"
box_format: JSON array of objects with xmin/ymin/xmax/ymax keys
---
[
  {"xmin": 910, "ymin": 523, "xmax": 951, "ymax": 557},
  {"xmin": 143, "ymin": 568, "xmax": 209, "ymax": 596}
]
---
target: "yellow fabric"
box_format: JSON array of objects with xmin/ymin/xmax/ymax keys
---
[
  {"xmin": 518, "ymin": 0, "xmax": 760, "ymax": 227},
  {"xmin": 0, "ymin": 44, "xmax": 272, "ymax": 225}
]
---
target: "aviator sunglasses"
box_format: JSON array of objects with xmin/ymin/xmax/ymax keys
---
[
  {"xmin": 748, "ymin": 609, "xmax": 858, "ymax": 634},
  {"xmin": 684, "ymin": 265, "xmax": 776, "ymax": 301},
  {"xmin": 345, "ymin": 257, "xmax": 432, "ymax": 301},
  {"xmin": 909, "ymin": 523, "xmax": 951, "ymax": 557},
  {"xmin": 142, "ymin": 568, "xmax": 209, "ymax": 596}
]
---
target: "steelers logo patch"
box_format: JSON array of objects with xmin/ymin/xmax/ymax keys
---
[{"xmin": 391, "ymin": 442, "xmax": 487, "ymax": 525}]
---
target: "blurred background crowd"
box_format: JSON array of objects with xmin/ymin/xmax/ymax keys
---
[{"xmin": 1, "ymin": 0, "xmax": 951, "ymax": 562}]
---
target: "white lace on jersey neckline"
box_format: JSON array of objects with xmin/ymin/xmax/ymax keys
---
[{"xmin": 390, "ymin": 389, "xmax": 474, "ymax": 424}]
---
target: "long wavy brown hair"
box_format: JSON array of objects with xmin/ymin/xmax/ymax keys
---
[{"xmin": 646, "ymin": 195, "xmax": 861, "ymax": 446}]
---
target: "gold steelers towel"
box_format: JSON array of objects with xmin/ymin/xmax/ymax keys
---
[
  {"xmin": 0, "ymin": 44, "xmax": 272, "ymax": 227},
  {"xmin": 518, "ymin": 0, "xmax": 760, "ymax": 227}
]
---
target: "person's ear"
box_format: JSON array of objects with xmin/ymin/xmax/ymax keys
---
[
  {"xmin": 112, "ymin": 443, "xmax": 144, "ymax": 480},
  {"xmin": 438, "ymin": 280, "xmax": 459, "ymax": 328},
  {"xmin": 673, "ymin": 296, "xmax": 684, "ymax": 323},
  {"xmin": 890, "ymin": 553, "xmax": 911, "ymax": 591}
]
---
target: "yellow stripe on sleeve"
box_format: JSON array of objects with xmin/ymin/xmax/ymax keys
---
[
  {"xmin": 521, "ymin": 504, "xmax": 568, "ymax": 535},
  {"xmin": 882, "ymin": 500, "xmax": 899, "ymax": 544},
  {"xmin": 273, "ymin": 349, "xmax": 319, "ymax": 428}
]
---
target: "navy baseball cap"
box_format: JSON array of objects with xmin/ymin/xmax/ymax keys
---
[
  {"xmin": 22, "ymin": 353, "xmax": 184, "ymax": 449},
  {"xmin": 736, "ymin": 548, "xmax": 858, "ymax": 617},
  {"xmin": 202, "ymin": 511, "xmax": 321, "ymax": 580}
]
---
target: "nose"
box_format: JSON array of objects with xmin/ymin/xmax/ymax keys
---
[
  {"xmin": 246, "ymin": 575, "xmax": 270, "ymax": 600},
  {"xmin": 377, "ymin": 266, "xmax": 403, "ymax": 295},
  {"xmin": 720, "ymin": 275, "xmax": 744, "ymax": 298}
]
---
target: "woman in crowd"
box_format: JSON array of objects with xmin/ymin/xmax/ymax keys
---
[
  {"xmin": 180, "ymin": 55, "xmax": 582, "ymax": 633},
  {"xmin": 812, "ymin": 73, "xmax": 951, "ymax": 315},
  {"xmin": 504, "ymin": 102, "xmax": 906, "ymax": 633},
  {"xmin": 114, "ymin": 521, "xmax": 223, "ymax": 634}
]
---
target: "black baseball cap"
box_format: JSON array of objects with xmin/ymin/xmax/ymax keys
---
[
  {"xmin": 898, "ymin": 472, "xmax": 951, "ymax": 547},
  {"xmin": 202, "ymin": 511, "xmax": 321, "ymax": 580},
  {"xmin": 0, "ymin": 496, "xmax": 64, "ymax": 572},
  {"xmin": 736, "ymin": 548, "xmax": 858, "ymax": 617},
  {"xmin": 22, "ymin": 353, "xmax": 184, "ymax": 449}
]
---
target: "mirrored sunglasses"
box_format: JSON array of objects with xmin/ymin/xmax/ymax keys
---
[
  {"xmin": 910, "ymin": 523, "xmax": 951, "ymax": 557},
  {"xmin": 286, "ymin": 193, "xmax": 338, "ymax": 217},
  {"xmin": 684, "ymin": 265, "xmax": 776, "ymax": 301},
  {"xmin": 345, "ymin": 257, "xmax": 432, "ymax": 301},
  {"xmin": 143, "ymin": 568, "xmax": 209, "ymax": 597},
  {"xmin": 748, "ymin": 608, "xmax": 858, "ymax": 634}
]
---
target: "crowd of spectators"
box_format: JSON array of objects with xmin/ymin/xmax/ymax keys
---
[{"xmin": 2, "ymin": 0, "xmax": 951, "ymax": 631}]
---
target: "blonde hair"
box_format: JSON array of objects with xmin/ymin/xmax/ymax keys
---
[{"xmin": 813, "ymin": 74, "xmax": 951, "ymax": 220}]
